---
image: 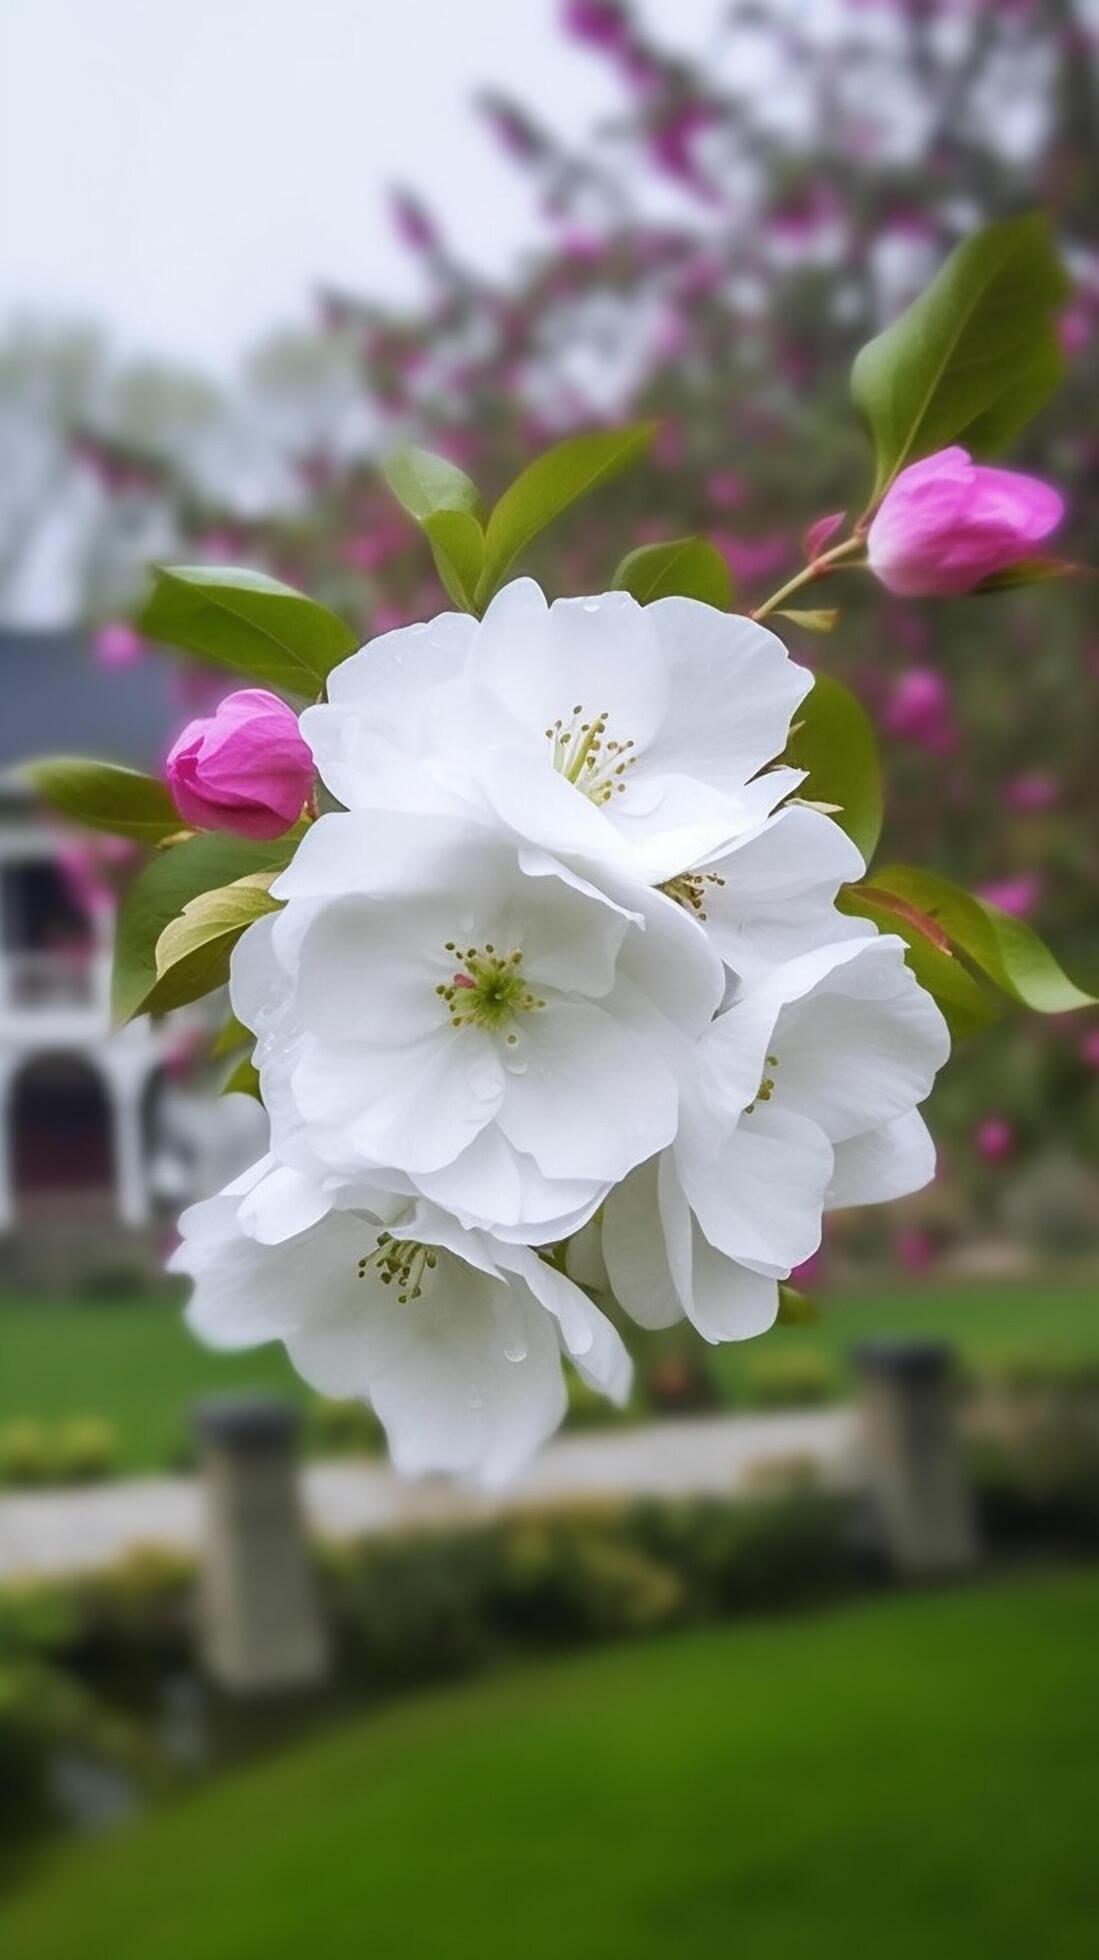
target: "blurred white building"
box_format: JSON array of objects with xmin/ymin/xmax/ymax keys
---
[{"xmin": 0, "ymin": 629, "xmax": 260, "ymax": 1281}]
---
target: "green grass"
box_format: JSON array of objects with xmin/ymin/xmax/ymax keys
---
[
  {"xmin": 0, "ymin": 1292, "xmax": 308, "ymax": 1475},
  {"xmin": 0, "ymin": 1278, "xmax": 1097, "ymax": 1475},
  {"xmin": 708, "ymin": 1275, "xmax": 1099, "ymax": 1406},
  {"xmin": 3, "ymin": 1571, "xmax": 1097, "ymax": 1958}
]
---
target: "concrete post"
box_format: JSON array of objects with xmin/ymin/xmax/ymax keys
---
[
  {"xmin": 108, "ymin": 1076, "xmax": 149, "ymax": 1227},
  {"xmin": 854, "ymin": 1340, "xmax": 980, "ymax": 1577},
  {"xmin": 194, "ymin": 1397, "xmax": 328, "ymax": 1694}
]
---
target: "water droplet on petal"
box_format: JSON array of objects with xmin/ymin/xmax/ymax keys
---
[
  {"xmin": 502, "ymin": 1329, "xmax": 528, "ymax": 1364},
  {"xmin": 467, "ymin": 1385, "xmax": 484, "ymax": 1410}
]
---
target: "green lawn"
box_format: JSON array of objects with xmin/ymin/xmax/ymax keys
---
[
  {"xmin": 3, "ymin": 1571, "xmax": 1097, "ymax": 1958},
  {"xmin": 0, "ymin": 1277, "xmax": 1097, "ymax": 1474},
  {"xmin": 710, "ymin": 1275, "xmax": 1099, "ymax": 1405},
  {"xmin": 0, "ymin": 1291, "xmax": 309, "ymax": 1474}
]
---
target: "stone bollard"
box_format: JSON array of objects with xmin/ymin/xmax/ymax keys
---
[
  {"xmin": 854, "ymin": 1340, "xmax": 980, "ymax": 1577},
  {"xmin": 193, "ymin": 1396, "xmax": 328, "ymax": 1694}
]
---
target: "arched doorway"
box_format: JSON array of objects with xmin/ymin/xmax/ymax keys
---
[{"xmin": 10, "ymin": 1053, "xmax": 116, "ymax": 1225}]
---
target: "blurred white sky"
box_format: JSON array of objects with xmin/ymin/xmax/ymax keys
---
[{"xmin": 0, "ymin": 0, "xmax": 719, "ymax": 376}]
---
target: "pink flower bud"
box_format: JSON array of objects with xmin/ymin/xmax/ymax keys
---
[
  {"xmin": 165, "ymin": 689, "xmax": 313, "ymax": 841},
  {"xmin": 866, "ymin": 446, "xmax": 1064, "ymax": 598},
  {"xmin": 803, "ymin": 510, "xmax": 846, "ymax": 560}
]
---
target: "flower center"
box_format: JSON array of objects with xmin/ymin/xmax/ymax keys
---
[
  {"xmin": 660, "ymin": 870, "xmax": 727, "ymax": 921},
  {"xmin": 746, "ymin": 1054, "xmax": 780, "ymax": 1115},
  {"xmin": 545, "ymin": 705, "xmax": 638, "ymax": 805},
  {"xmin": 358, "ymin": 1233, "xmax": 437, "ymax": 1304},
  {"xmin": 437, "ymin": 942, "xmax": 545, "ymax": 1042}
]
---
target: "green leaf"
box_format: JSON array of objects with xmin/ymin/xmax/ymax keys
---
[
  {"xmin": 147, "ymin": 874, "xmax": 281, "ymax": 1015},
  {"xmin": 784, "ymin": 673, "xmax": 883, "ymax": 864},
  {"xmin": 866, "ymin": 866, "xmax": 1097, "ymax": 1015},
  {"xmin": 112, "ymin": 831, "xmax": 298, "ymax": 1024},
  {"xmin": 26, "ymin": 759, "xmax": 180, "ymax": 845},
  {"xmin": 423, "ymin": 509, "xmax": 485, "ymax": 612},
  {"xmin": 382, "ymin": 447, "xmax": 486, "ymax": 613},
  {"xmin": 775, "ymin": 608, "xmax": 839, "ymax": 634},
  {"xmin": 137, "ymin": 566, "xmax": 358, "ymax": 694},
  {"xmin": 477, "ymin": 423, "xmax": 655, "ymax": 606},
  {"xmin": 210, "ymin": 1010, "xmax": 251, "ymax": 1058},
  {"xmin": 612, "ymin": 536, "xmax": 733, "ymax": 609},
  {"xmin": 383, "ymin": 445, "xmax": 483, "ymax": 524},
  {"xmin": 970, "ymin": 557, "xmax": 1078, "ymax": 595},
  {"xmin": 776, "ymin": 1284, "xmax": 819, "ymax": 1327},
  {"xmin": 220, "ymin": 1054, "xmax": 262, "ymax": 1102},
  {"xmin": 852, "ymin": 215, "xmax": 1069, "ymax": 500},
  {"xmin": 837, "ymin": 885, "xmax": 1000, "ymax": 1040}
]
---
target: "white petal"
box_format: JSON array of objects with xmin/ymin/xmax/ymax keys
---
[
  {"xmin": 644, "ymin": 599, "xmax": 812, "ymax": 787},
  {"xmin": 772, "ymin": 936, "xmax": 950, "ymax": 1143},
  {"xmin": 413, "ymin": 1126, "xmax": 605, "ymax": 1244},
  {"xmin": 236, "ymin": 1163, "xmax": 333, "ymax": 1245},
  {"xmin": 684, "ymin": 1230, "xmax": 780, "ymax": 1345},
  {"xmin": 826, "ymin": 1110, "xmax": 937, "ymax": 1209},
  {"xmin": 502, "ymin": 1243, "xmax": 632, "ymax": 1405},
  {"xmin": 293, "ymin": 1029, "xmax": 504, "ymax": 1176},
  {"xmin": 685, "ymin": 1102, "xmax": 833, "ymax": 1273},
  {"xmin": 700, "ymin": 805, "xmax": 868, "ymax": 978},
  {"xmin": 475, "ymin": 580, "xmax": 669, "ymax": 751},
  {"xmin": 496, "ymin": 1002, "xmax": 678, "ymax": 1182},
  {"xmin": 294, "ymin": 896, "xmax": 449, "ymax": 1047},
  {"xmin": 323, "ymin": 609, "xmax": 476, "ymax": 709},
  {"xmin": 602, "ymin": 1157, "xmax": 685, "ymax": 1331}
]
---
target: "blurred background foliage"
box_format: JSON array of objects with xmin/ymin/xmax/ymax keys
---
[{"xmin": 2, "ymin": 0, "xmax": 1098, "ymax": 1258}]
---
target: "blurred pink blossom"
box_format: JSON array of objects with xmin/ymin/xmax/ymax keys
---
[
  {"xmin": 1003, "ymin": 771, "xmax": 1059, "ymax": 814},
  {"xmin": 977, "ymin": 874, "xmax": 1043, "ymax": 919},
  {"xmin": 974, "ymin": 1117, "xmax": 1016, "ymax": 1165},
  {"xmin": 715, "ymin": 530, "xmax": 792, "ymax": 587},
  {"xmin": 895, "ymin": 1226, "xmax": 936, "ymax": 1276},
  {"xmin": 706, "ymin": 471, "xmax": 746, "ymax": 511},
  {"xmin": 885, "ymin": 666, "xmax": 956, "ymax": 752},
  {"xmin": 56, "ymin": 836, "xmax": 136, "ymax": 922},
  {"xmin": 93, "ymin": 621, "xmax": 144, "ymax": 669},
  {"xmin": 652, "ymin": 420, "xmax": 684, "ymax": 468},
  {"xmin": 1081, "ymin": 1029, "xmax": 1099, "ymax": 1071},
  {"xmin": 561, "ymin": 0, "xmax": 630, "ymax": 52}
]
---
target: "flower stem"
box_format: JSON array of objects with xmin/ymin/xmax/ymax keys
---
[{"xmin": 752, "ymin": 535, "xmax": 865, "ymax": 621}]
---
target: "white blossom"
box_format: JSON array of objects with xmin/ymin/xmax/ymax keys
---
[
  {"xmin": 172, "ymin": 1156, "xmax": 630, "ymax": 1487},
  {"xmin": 601, "ymin": 936, "xmax": 950, "ymax": 1343},
  {"xmin": 301, "ymin": 578, "xmax": 813, "ymax": 884},
  {"xmin": 230, "ymin": 804, "xmax": 724, "ymax": 1243}
]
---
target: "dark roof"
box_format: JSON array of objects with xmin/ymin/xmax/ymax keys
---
[{"xmin": 0, "ymin": 630, "xmax": 184, "ymax": 774}]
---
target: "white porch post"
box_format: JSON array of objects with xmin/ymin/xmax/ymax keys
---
[
  {"xmin": 0, "ymin": 1054, "xmax": 15, "ymax": 1231},
  {"xmin": 109, "ymin": 1074, "xmax": 149, "ymax": 1228}
]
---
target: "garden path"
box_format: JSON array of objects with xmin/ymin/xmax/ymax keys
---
[{"xmin": 0, "ymin": 1406, "xmax": 857, "ymax": 1580}]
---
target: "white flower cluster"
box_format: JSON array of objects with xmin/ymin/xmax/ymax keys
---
[{"xmin": 173, "ymin": 581, "xmax": 949, "ymax": 1484}]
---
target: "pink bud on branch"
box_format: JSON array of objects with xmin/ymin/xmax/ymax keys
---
[
  {"xmin": 866, "ymin": 447, "xmax": 1064, "ymax": 598},
  {"xmin": 166, "ymin": 689, "xmax": 313, "ymax": 841}
]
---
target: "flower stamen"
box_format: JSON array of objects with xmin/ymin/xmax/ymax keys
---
[
  {"xmin": 437, "ymin": 941, "xmax": 545, "ymax": 1039},
  {"xmin": 660, "ymin": 870, "xmax": 727, "ymax": 921},
  {"xmin": 358, "ymin": 1232, "xmax": 438, "ymax": 1304},
  {"xmin": 545, "ymin": 706, "xmax": 638, "ymax": 805},
  {"xmin": 746, "ymin": 1053, "xmax": 780, "ymax": 1116}
]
